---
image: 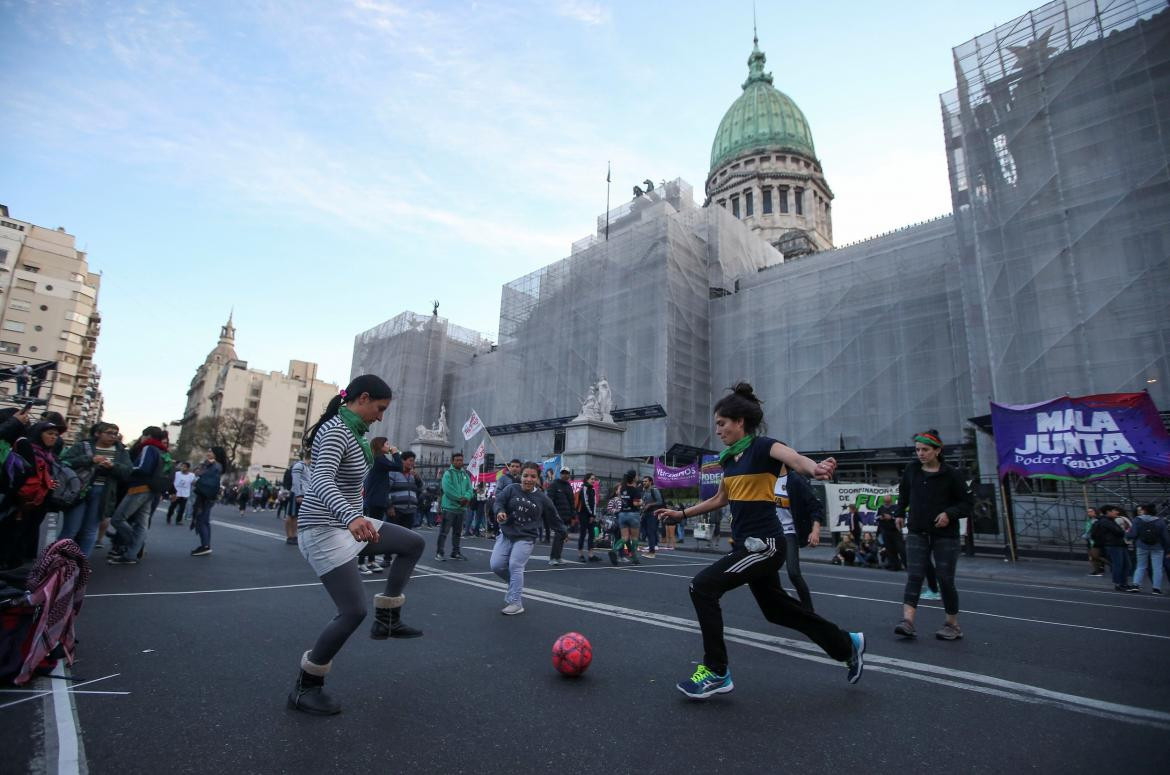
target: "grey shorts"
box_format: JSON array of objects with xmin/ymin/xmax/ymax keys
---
[
  {"xmin": 299, "ymin": 519, "xmax": 385, "ymax": 577},
  {"xmin": 617, "ymin": 511, "xmax": 640, "ymax": 530}
]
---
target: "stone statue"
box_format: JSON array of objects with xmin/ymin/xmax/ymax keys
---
[
  {"xmin": 574, "ymin": 379, "xmax": 614, "ymax": 424},
  {"xmin": 573, "ymin": 385, "xmax": 603, "ymax": 423},
  {"xmin": 596, "ymin": 377, "xmax": 614, "ymax": 423},
  {"xmin": 415, "ymin": 403, "xmax": 450, "ymax": 442}
]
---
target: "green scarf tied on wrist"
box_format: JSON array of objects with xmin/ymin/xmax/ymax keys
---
[
  {"xmin": 718, "ymin": 434, "xmax": 756, "ymax": 467},
  {"xmin": 338, "ymin": 406, "xmax": 373, "ymax": 466}
]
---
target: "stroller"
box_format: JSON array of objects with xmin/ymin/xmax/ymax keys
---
[{"xmin": 0, "ymin": 539, "xmax": 90, "ymax": 685}]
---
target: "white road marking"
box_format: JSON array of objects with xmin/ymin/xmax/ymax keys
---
[
  {"xmin": 412, "ymin": 564, "xmax": 1170, "ymax": 730},
  {"xmin": 800, "ymin": 568, "xmax": 1170, "ymax": 613},
  {"xmin": 50, "ymin": 666, "xmax": 83, "ymax": 775},
  {"xmin": 616, "ymin": 566, "xmax": 1170, "ymax": 641},
  {"xmin": 0, "ymin": 673, "xmax": 120, "ymax": 711}
]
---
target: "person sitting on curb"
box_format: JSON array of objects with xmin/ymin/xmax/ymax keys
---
[{"xmin": 832, "ymin": 532, "xmax": 857, "ymax": 566}]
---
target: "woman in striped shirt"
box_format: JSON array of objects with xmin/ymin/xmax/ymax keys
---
[
  {"xmin": 656, "ymin": 383, "xmax": 865, "ymax": 700},
  {"xmin": 288, "ymin": 375, "xmax": 425, "ymax": 716}
]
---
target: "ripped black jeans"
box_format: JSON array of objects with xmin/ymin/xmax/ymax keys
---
[{"xmin": 903, "ymin": 533, "xmax": 960, "ymax": 615}]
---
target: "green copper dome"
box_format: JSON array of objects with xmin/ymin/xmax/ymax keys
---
[{"xmin": 709, "ymin": 40, "xmax": 816, "ymax": 172}]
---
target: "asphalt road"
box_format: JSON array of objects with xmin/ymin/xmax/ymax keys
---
[{"xmin": 7, "ymin": 502, "xmax": 1170, "ymax": 775}]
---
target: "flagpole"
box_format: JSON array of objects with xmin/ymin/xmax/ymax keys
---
[{"xmin": 605, "ymin": 161, "xmax": 611, "ymax": 241}]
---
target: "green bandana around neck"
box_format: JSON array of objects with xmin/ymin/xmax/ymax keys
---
[
  {"xmin": 338, "ymin": 405, "xmax": 373, "ymax": 466},
  {"xmin": 718, "ymin": 434, "xmax": 756, "ymax": 467}
]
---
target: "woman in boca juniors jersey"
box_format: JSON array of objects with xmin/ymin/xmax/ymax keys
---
[{"xmin": 656, "ymin": 383, "xmax": 866, "ymax": 700}]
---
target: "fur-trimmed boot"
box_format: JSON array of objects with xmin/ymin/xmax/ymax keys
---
[
  {"xmin": 370, "ymin": 593, "xmax": 423, "ymax": 639},
  {"xmin": 288, "ymin": 651, "xmax": 341, "ymax": 715}
]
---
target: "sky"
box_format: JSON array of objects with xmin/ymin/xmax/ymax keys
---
[{"xmin": 0, "ymin": 0, "xmax": 1036, "ymax": 435}]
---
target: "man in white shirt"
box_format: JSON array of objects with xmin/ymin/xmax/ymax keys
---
[{"xmin": 167, "ymin": 462, "xmax": 197, "ymax": 525}]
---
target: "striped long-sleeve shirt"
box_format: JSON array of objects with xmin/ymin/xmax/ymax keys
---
[{"xmin": 296, "ymin": 416, "xmax": 369, "ymax": 530}]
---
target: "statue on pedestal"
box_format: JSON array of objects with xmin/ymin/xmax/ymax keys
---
[
  {"xmin": 415, "ymin": 403, "xmax": 450, "ymax": 442},
  {"xmin": 573, "ymin": 379, "xmax": 614, "ymax": 424}
]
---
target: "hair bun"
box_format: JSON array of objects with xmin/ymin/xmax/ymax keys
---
[{"xmin": 732, "ymin": 382, "xmax": 760, "ymax": 402}]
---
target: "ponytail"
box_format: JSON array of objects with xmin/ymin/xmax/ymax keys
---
[{"xmin": 304, "ymin": 374, "xmax": 393, "ymax": 450}]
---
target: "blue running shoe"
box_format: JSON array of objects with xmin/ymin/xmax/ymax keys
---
[
  {"xmin": 846, "ymin": 632, "xmax": 865, "ymax": 684},
  {"xmin": 676, "ymin": 664, "xmax": 733, "ymax": 700},
  {"xmin": 920, "ymin": 589, "xmax": 942, "ymax": 601}
]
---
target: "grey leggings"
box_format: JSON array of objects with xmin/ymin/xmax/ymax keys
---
[
  {"xmin": 308, "ymin": 523, "xmax": 425, "ymax": 665},
  {"xmin": 784, "ymin": 534, "xmax": 814, "ymax": 611},
  {"xmin": 904, "ymin": 533, "xmax": 960, "ymax": 615}
]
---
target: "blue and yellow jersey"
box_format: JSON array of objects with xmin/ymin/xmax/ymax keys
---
[{"xmin": 721, "ymin": 435, "xmax": 784, "ymax": 543}]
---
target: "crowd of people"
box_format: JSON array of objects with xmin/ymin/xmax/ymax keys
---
[
  {"xmin": 1085, "ymin": 503, "xmax": 1170, "ymax": 594},
  {"xmin": 8, "ymin": 369, "xmax": 1166, "ymax": 715}
]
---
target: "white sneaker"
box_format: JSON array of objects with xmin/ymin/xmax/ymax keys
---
[
  {"xmin": 358, "ymin": 564, "xmax": 373, "ymax": 575},
  {"xmin": 501, "ymin": 603, "xmax": 524, "ymax": 615},
  {"xmin": 367, "ymin": 560, "xmax": 383, "ymax": 573}
]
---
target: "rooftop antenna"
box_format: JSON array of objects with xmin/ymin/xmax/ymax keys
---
[{"xmin": 753, "ymin": 0, "xmax": 758, "ymax": 46}]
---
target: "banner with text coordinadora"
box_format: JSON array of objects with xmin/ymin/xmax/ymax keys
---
[
  {"xmin": 653, "ymin": 458, "xmax": 700, "ymax": 488},
  {"xmin": 990, "ymin": 392, "xmax": 1170, "ymax": 481},
  {"xmin": 823, "ymin": 483, "xmax": 899, "ymax": 533}
]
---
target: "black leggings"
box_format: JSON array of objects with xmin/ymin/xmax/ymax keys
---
[
  {"xmin": 308, "ymin": 523, "xmax": 425, "ymax": 665},
  {"xmin": 690, "ymin": 536, "xmax": 851, "ymax": 675},
  {"xmin": 784, "ymin": 533, "xmax": 813, "ymax": 611},
  {"xmin": 577, "ymin": 515, "xmax": 594, "ymax": 552},
  {"xmin": 904, "ymin": 533, "xmax": 960, "ymax": 615}
]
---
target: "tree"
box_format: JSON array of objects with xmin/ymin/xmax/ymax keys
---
[{"xmin": 184, "ymin": 408, "xmax": 269, "ymax": 473}]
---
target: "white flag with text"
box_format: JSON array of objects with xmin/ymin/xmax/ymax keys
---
[{"xmin": 462, "ymin": 410, "xmax": 485, "ymax": 440}]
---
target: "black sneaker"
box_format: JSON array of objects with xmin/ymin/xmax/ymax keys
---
[
  {"xmin": 450, "ymin": 553, "xmax": 468, "ymax": 561},
  {"xmin": 607, "ymin": 549, "xmax": 618, "ymax": 566},
  {"xmin": 108, "ymin": 556, "xmax": 138, "ymax": 566},
  {"xmin": 434, "ymin": 553, "xmax": 445, "ymax": 562},
  {"xmin": 588, "ymin": 555, "xmax": 602, "ymax": 563},
  {"xmin": 191, "ymin": 546, "xmax": 212, "ymax": 556}
]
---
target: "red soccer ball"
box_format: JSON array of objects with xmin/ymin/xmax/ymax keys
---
[{"xmin": 552, "ymin": 632, "xmax": 593, "ymax": 677}]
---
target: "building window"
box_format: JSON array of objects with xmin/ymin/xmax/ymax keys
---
[
  {"xmin": 21, "ymin": 265, "xmax": 39, "ymax": 274},
  {"xmin": 2, "ymin": 320, "xmax": 25, "ymax": 333},
  {"xmin": 744, "ymin": 191, "xmax": 754, "ymax": 217},
  {"xmin": 0, "ymin": 341, "xmax": 19, "ymax": 353},
  {"xmin": 15, "ymin": 279, "xmax": 35, "ymax": 291},
  {"xmin": 28, "ymin": 346, "xmax": 37, "ymax": 353},
  {"xmin": 731, "ymin": 196, "xmax": 740, "ymax": 218},
  {"xmin": 248, "ymin": 400, "xmax": 259, "ymax": 410},
  {"xmin": 0, "ymin": 249, "xmax": 7, "ymax": 265},
  {"xmin": 39, "ymin": 305, "xmax": 47, "ymax": 311},
  {"xmin": 794, "ymin": 187, "xmax": 804, "ymax": 215},
  {"xmin": 778, "ymin": 187, "xmax": 789, "ymax": 214},
  {"xmin": 718, "ymin": 199, "xmax": 726, "ymax": 209},
  {"xmin": 295, "ymin": 407, "xmax": 307, "ymax": 416},
  {"xmin": 44, "ymin": 284, "xmax": 53, "ymax": 291},
  {"xmin": 762, "ymin": 188, "xmax": 773, "ymax": 214},
  {"xmin": 34, "ymin": 325, "xmax": 42, "ymax": 332},
  {"xmin": 8, "ymin": 300, "xmax": 30, "ymax": 312}
]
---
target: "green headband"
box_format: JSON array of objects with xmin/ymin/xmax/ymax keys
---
[{"xmin": 915, "ymin": 433, "xmax": 942, "ymax": 448}]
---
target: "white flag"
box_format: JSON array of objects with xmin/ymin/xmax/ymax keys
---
[
  {"xmin": 468, "ymin": 440, "xmax": 486, "ymax": 476},
  {"xmin": 462, "ymin": 409, "xmax": 485, "ymax": 440}
]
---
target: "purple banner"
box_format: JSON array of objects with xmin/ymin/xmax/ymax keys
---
[
  {"xmin": 653, "ymin": 457, "xmax": 700, "ymax": 488},
  {"xmin": 990, "ymin": 392, "xmax": 1170, "ymax": 481},
  {"xmin": 699, "ymin": 455, "xmax": 722, "ymax": 499}
]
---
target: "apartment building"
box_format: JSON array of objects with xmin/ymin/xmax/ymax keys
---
[{"xmin": 0, "ymin": 205, "xmax": 102, "ymax": 436}]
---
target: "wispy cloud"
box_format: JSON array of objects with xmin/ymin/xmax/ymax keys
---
[{"xmin": 554, "ymin": 1, "xmax": 612, "ymax": 26}]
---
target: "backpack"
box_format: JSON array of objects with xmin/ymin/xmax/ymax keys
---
[
  {"xmin": 9, "ymin": 444, "xmax": 55, "ymax": 508},
  {"xmin": 47, "ymin": 462, "xmax": 83, "ymax": 510},
  {"xmin": 1137, "ymin": 519, "xmax": 1163, "ymax": 546},
  {"xmin": 282, "ymin": 467, "xmax": 294, "ymax": 489},
  {"xmin": 149, "ymin": 449, "xmax": 174, "ymax": 494}
]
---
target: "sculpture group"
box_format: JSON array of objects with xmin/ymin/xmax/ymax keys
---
[{"xmin": 573, "ymin": 377, "xmax": 615, "ymax": 424}]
